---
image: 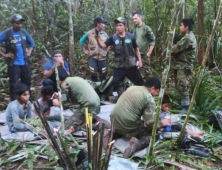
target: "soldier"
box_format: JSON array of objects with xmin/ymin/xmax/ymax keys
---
[
  {"xmin": 96, "ymin": 17, "xmax": 144, "ymax": 96},
  {"xmin": 131, "ymin": 12, "xmax": 155, "ymax": 80},
  {"xmin": 57, "ymin": 69, "xmax": 102, "ymax": 132},
  {"xmin": 109, "ymin": 77, "xmax": 170, "ymax": 158},
  {"xmin": 80, "ymin": 17, "xmax": 110, "ymax": 82},
  {"xmin": 171, "ymin": 19, "xmax": 196, "ymax": 112},
  {"xmin": 0, "ymin": 14, "xmax": 35, "ymax": 101}
]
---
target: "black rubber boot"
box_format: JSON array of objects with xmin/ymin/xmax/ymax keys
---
[{"xmin": 123, "ymin": 137, "xmax": 150, "ymax": 158}]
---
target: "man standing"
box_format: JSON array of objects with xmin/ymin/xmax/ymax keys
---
[
  {"xmin": 132, "ymin": 12, "xmax": 155, "ymax": 80},
  {"xmin": 110, "ymin": 77, "xmax": 170, "ymax": 158},
  {"xmin": 80, "ymin": 17, "xmax": 110, "ymax": 82},
  {"xmin": 96, "ymin": 17, "xmax": 144, "ymax": 96},
  {"xmin": 0, "ymin": 14, "xmax": 35, "ymax": 101},
  {"xmin": 43, "ymin": 51, "xmax": 70, "ymax": 91},
  {"xmin": 171, "ymin": 19, "xmax": 196, "ymax": 112}
]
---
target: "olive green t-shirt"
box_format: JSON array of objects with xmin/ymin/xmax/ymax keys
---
[
  {"xmin": 63, "ymin": 77, "xmax": 100, "ymax": 107},
  {"xmin": 110, "ymin": 86, "xmax": 156, "ymax": 134},
  {"xmin": 131, "ymin": 23, "xmax": 155, "ymax": 55}
]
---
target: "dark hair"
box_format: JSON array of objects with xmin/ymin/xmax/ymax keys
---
[
  {"xmin": 181, "ymin": 18, "xmax": 194, "ymax": 31},
  {"xmin": 15, "ymin": 83, "xmax": 29, "ymax": 96},
  {"xmin": 162, "ymin": 94, "xmax": 172, "ymax": 104},
  {"xmin": 41, "ymin": 85, "xmax": 54, "ymax": 96},
  {"xmin": 94, "ymin": 17, "xmax": 106, "ymax": 27},
  {"xmin": 144, "ymin": 77, "xmax": 161, "ymax": 89},
  {"xmin": 132, "ymin": 11, "xmax": 142, "ymax": 17},
  {"xmin": 58, "ymin": 67, "xmax": 69, "ymax": 81}
]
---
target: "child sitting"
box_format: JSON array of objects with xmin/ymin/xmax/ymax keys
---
[
  {"xmin": 36, "ymin": 85, "xmax": 61, "ymax": 121},
  {"xmin": 6, "ymin": 83, "xmax": 33, "ymax": 133}
]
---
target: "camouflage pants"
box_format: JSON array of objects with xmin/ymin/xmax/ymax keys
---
[
  {"xmin": 64, "ymin": 105, "xmax": 100, "ymax": 131},
  {"xmin": 174, "ymin": 69, "xmax": 191, "ymax": 98},
  {"xmin": 113, "ymin": 120, "xmax": 151, "ymax": 141},
  {"xmin": 140, "ymin": 54, "xmax": 152, "ymax": 80}
]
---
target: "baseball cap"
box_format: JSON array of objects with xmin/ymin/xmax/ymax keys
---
[
  {"xmin": 94, "ymin": 17, "xmax": 107, "ymax": 24},
  {"xmin": 114, "ymin": 17, "xmax": 126, "ymax": 25},
  {"xmin": 10, "ymin": 14, "xmax": 25, "ymax": 22},
  {"xmin": 51, "ymin": 50, "xmax": 62, "ymax": 58}
]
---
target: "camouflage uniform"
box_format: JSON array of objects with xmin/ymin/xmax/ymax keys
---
[
  {"xmin": 61, "ymin": 77, "xmax": 101, "ymax": 130},
  {"xmin": 171, "ymin": 31, "xmax": 197, "ymax": 107},
  {"xmin": 131, "ymin": 23, "xmax": 155, "ymax": 79},
  {"xmin": 64, "ymin": 106, "xmax": 100, "ymax": 131},
  {"xmin": 110, "ymin": 86, "xmax": 162, "ymax": 140}
]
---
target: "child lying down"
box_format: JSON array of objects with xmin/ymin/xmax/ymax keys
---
[{"xmin": 160, "ymin": 94, "xmax": 205, "ymax": 137}]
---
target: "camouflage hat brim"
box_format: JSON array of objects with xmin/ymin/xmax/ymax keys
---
[{"xmin": 114, "ymin": 17, "xmax": 126, "ymax": 24}]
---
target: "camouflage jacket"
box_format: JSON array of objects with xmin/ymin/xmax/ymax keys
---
[
  {"xmin": 171, "ymin": 31, "xmax": 197, "ymax": 70},
  {"xmin": 131, "ymin": 23, "xmax": 155, "ymax": 54}
]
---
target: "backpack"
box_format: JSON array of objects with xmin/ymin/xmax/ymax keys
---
[
  {"xmin": 181, "ymin": 136, "xmax": 213, "ymax": 157},
  {"xmin": 209, "ymin": 109, "xmax": 222, "ymax": 131}
]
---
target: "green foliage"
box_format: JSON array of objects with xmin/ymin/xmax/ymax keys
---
[
  {"xmin": 7, "ymin": 142, "xmax": 20, "ymax": 155},
  {"xmin": 191, "ymin": 67, "xmax": 222, "ymax": 117},
  {"xmin": 23, "ymin": 147, "xmax": 37, "ymax": 170}
]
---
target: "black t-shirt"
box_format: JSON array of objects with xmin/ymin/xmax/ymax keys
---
[{"xmin": 105, "ymin": 33, "xmax": 138, "ymax": 48}]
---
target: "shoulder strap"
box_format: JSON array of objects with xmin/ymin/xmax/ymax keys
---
[
  {"xmin": 125, "ymin": 33, "xmax": 133, "ymax": 40},
  {"xmin": 20, "ymin": 28, "xmax": 26, "ymax": 37},
  {"xmin": 112, "ymin": 33, "xmax": 118, "ymax": 42},
  {"xmin": 5, "ymin": 28, "xmax": 13, "ymax": 39}
]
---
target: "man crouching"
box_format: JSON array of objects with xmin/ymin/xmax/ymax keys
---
[{"xmin": 110, "ymin": 77, "xmax": 170, "ymax": 158}]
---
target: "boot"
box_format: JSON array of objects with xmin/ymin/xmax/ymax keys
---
[
  {"xmin": 123, "ymin": 137, "xmax": 150, "ymax": 158},
  {"xmin": 95, "ymin": 116, "xmax": 111, "ymax": 129}
]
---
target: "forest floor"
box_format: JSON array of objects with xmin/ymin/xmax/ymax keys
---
[{"xmin": 0, "ymin": 57, "xmax": 222, "ymax": 169}]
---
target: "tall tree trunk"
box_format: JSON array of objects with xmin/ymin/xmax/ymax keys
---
[
  {"xmin": 178, "ymin": 1, "xmax": 185, "ymax": 25},
  {"xmin": 31, "ymin": 0, "xmax": 39, "ymax": 32},
  {"xmin": 198, "ymin": 0, "xmax": 204, "ymax": 65},
  {"xmin": 67, "ymin": 0, "xmax": 74, "ymax": 76},
  {"xmin": 177, "ymin": 0, "xmax": 222, "ymax": 145},
  {"xmin": 102, "ymin": 0, "xmax": 109, "ymax": 15},
  {"xmin": 153, "ymin": 0, "xmax": 159, "ymax": 63},
  {"xmin": 148, "ymin": 0, "xmax": 185, "ymax": 157}
]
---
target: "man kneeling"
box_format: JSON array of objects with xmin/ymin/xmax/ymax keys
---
[
  {"xmin": 110, "ymin": 77, "xmax": 170, "ymax": 158},
  {"xmin": 58, "ymin": 69, "xmax": 101, "ymax": 132}
]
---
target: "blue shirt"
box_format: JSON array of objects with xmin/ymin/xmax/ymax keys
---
[
  {"xmin": 79, "ymin": 31, "xmax": 109, "ymax": 45},
  {"xmin": 0, "ymin": 28, "xmax": 35, "ymax": 65},
  {"xmin": 44, "ymin": 60, "xmax": 70, "ymax": 72}
]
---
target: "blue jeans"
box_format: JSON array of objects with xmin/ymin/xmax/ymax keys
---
[
  {"xmin": 88, "ymin": 58, "xmax": 107, "ymax": 82},
  {"xmin": 42, "ymin": 78, "xmax": 57, "ymax": 92}
]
